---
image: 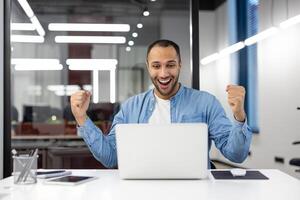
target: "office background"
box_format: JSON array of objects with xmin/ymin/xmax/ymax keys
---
[{"xmin": 1, "ymin": 0, "xmax": 300, "ymax": 179}]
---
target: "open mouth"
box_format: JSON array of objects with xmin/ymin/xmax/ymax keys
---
[{"xmin": 158, "ymin": 78, "xmax": 172, "ymax": 89}]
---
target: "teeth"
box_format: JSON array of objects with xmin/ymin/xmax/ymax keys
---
[{"xmin": 159, "ymin": 79, "xmax": 170, "ymax": 83}]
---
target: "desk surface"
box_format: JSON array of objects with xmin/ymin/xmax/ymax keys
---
[{"xmin": 0, "ymin": 169, "xmax": 299, "ymax": 200}]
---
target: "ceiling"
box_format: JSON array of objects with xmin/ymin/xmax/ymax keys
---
[{"xmin": 20, "ymin": 0, "xmax": 226, "ymax": 16}]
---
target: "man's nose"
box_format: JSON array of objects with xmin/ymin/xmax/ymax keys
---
[{"xmin": 159, "ymin": 66, "xmax": 169, "ymax": 78}]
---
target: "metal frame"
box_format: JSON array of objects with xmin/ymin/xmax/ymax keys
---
[
  {"xmin": 3, "ymin": 0, "xmax": 11, "ymax": 178},
  {"xmin": 190, "ymin": 0, "xmax": 200, "ymax": 90}
]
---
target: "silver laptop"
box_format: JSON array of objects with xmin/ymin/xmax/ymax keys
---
[{"xmin": 116, "ymin": 123, "xmax": 208, "ymax": 179}]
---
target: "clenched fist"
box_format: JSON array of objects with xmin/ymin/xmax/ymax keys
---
[
  {"xmin": 226, "ymin": 85, "xmax": 246, "ymax": 122},
  {"xmin": 70, "ymin": 90, "xmax": 91, "ymax": 126}
]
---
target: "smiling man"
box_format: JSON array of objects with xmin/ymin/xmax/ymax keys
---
[{"xmin": 71, "ymin": 39, "xmax": 252, "ymax": 168}]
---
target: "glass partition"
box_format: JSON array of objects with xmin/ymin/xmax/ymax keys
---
[{"xmin": 10, "ymin": 0, "xmax": 190, "ymax": 169}]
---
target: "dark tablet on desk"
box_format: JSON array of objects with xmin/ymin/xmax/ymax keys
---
[
  {"xmin": 45, "ymin": 175, "xmax": 96, "ymax": 185},
  {"xmin": 211, "ymin": 170, "xmax": 269, "ymax": 180}
]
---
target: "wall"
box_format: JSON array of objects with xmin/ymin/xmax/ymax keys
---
[
  {"xmin": 0, "ymin": 0, "xmax": 4, "ymax": 179},
  {"xmin": 242, "ymin": 0, "xmax": 300, "ymax": 178},
  {"xmin": 199, "ymin": 0, "xmax": 300, "ymax": 178}
]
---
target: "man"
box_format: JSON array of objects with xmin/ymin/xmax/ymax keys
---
[{"xmin": 71, "ymin": 39, "xmax": 252, "ymax": 169}]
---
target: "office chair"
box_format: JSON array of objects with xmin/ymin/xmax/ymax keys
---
[{"xmin": 289, "ymin": 141, "xmax": 300, "ymax": 173}]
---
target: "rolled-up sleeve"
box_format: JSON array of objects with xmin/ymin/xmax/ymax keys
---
[{"xmin": 77, "ymin": 108, "xmax": 125, "ymax": 168}]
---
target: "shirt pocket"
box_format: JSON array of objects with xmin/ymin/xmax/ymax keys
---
[{"xmin": 181, "ymin": 114, "xmax": 205, "ymax": 123}]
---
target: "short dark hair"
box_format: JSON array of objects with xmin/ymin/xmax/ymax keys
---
[{"xmin": 146, "ymin": 39, "xmax": 181, "ymax": 63}]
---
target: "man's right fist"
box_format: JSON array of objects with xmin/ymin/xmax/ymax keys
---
[{"xmin": 70, "ymin": 90, "xmax": 91, "ymax": 126}]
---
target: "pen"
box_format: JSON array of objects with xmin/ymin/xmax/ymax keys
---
[{"xmin": 17, "ymin": 148, "xmax": 38, "ymax": 183}]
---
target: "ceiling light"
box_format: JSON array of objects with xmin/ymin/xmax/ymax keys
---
[
  {"xmin": 126, "ymin": 47, "xmax": 131, "ymax": 51},
  {"xmin": 137, "ymin": 23, "xmax": 143, "ymax": 28},
  {"xmin": 48, "ymin": 23, "xmax": 130, "ymax": 32},
  {"xmin": 66, "ymin": 59, "xmax": 118, "ymax": 71},
  {"xmin": 30, "ymin": 16, "xmax": 45, "ymax": 36},
  {"xmin": 11, "ymin": 23, "xmax": 35, "ymax": 31},
  {"xmin": 17, "ymin": 0, "xmax": 34, "ymax": 18},
  {"xmin": 128, "ymin": 41, "xmax": 134, "ymax": 46},
  {"xmin": 55, "ymin": 36, "xmax": 126, "ymax": 44},
  {"xmin": 12, "ymin": 58, "xmax": 60, "ymax": 65},
  {"xmin": 200, "ymin": 53, "xmax": 220, "ymax": 65},
  {"xmin": 219, "ymin": 42, "xmax": 245, "ymax": 57},
  {"xmin": 244, "ymin": 27, "xmax": 279, "ymax": 46},
  {"xmin": 132, "ymin": 32, "xmax": 138, "ymax": 37},
  {"xmin": 92, "ymin": 71, "xmax": 99, "ymax": 103},
  {"xmin": 143, "ymin": 8, "xmax": 150, "ymax": 16},
  {"xmin": 66, "ymin": 59, "xmax": 118, "ymax": 66},
  {"xmin": 83, "ymin": 85, "xmax": 92, "ymax": 91},
  {"xmin": 14, "ymin": 64, "xmax": 63, "ymax": 71},
  {"xmin": 280, "ymin": 14, "xmax": 300, "ymax": 29},
  {"xmin": 110, "ymin": 69, "xmax": 116, "ymax": 103},
  {"xmin": 69, "ymin": 65, "xmax": 116, "ymax": 71},
  {"xmin": 47, "ymin": 85, "xmax": 80, "ymax": 91},
  {"xmin": 11, "ymin": 35, "xmax": 44, "ymax": 43}
]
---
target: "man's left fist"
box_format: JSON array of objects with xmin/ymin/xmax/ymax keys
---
[{"xmin": 226, "ymin": 85, "xmax": 246, "ymax": 122}]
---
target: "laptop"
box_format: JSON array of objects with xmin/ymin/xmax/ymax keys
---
[{"xmin": 116, "ymin": 123, "xmax": 208, "ymax": 179}]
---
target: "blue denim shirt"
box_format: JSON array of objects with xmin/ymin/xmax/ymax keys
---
[{"xmin": 78, "ymin": 85, "xmax": 252, "ymax": 168}]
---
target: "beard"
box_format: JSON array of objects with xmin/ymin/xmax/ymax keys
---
[{"xmin": 151, "ymin": 75, "xmax": 180, "ymax": 98}]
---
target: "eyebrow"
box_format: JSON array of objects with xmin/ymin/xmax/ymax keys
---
[{"xmin": 150, "ymin": 60, "xmax": 177, "ymax": 64}]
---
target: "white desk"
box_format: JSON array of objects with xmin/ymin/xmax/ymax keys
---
[{"xmin": 0, "ymin": 169, "xmax": 299, "ymax": 200}]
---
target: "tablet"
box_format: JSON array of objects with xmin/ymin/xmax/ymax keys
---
[
  {"xmin": 37, "ymin": 170, "xmax": 72, "ymax": 178},
  {"xmin": 44, "ymin": 175, "xmax": 96, "ymax": 186}
]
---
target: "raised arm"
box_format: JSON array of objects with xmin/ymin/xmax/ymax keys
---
[
  {"xmin": 208, "ymin": 86, "xmax": 252, "ymax": 163},
  {"xmin": 70, "ymin": 90, "xmax": 122, "ymax": 168}
]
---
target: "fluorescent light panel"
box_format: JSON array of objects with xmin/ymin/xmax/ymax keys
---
[
  {"xmin": 12, "ymin": 58, "xmax": 59, "ymax": 65},
  {"xmin": 14, "ymin": 64, "xmax": 63, "ymax": 71},
  {"xmin": 17, "ymin": 0, "xmax": 34, "ymax": 18},
  {"xmin": 200, "ymin": 53, "xmax": 219, "ymax": 65},
  {"xmin": 11, "ymin": 35, "xmax": 44, "ymax": 43},
  {"xmin": 67, "ymin": 59, "xmax": 117, "ymax": 70},
  {"xmin": 93, "ymin": 71, "xmax": 99, "ymax": 103},
  {"xmin": 49, "ymin": 23, "xmax": 130, "ymax": 32},
  {"xmin": 219, "ymin": 42, "xmax": 245, "ymax": 56},
  {"xmin": 68, "ymin": 65, "xmax": 116, "ymax": 71},
  {"xmin": 110, "ymin": 69, "xmax": 116, "ymax": 103},
  {"xmin": 11, "ymin": 23, "xmax": 35, "ymax": 31},
  {"xmin": 30, "ymin": 16, "xmax": 45, "ymax": 36},
  {"xmin": 66, "ymin": 59, "xmax": 118, "ymax": 66},
  {"xmin": 200, "ymin": 12, "xmax": 300, "ymax": 66},
  {"xmin": 17, "ymin": 0, "xmax": 45, "ymax": 38},
  {"xmin": 55, "ymin": 36, "xmax": 126, "ymax": 44},
  {"xmin": 245, "ymin": 27, "xmax": 278, "ymax": 46},
  {"xmin": 47, "ymin": 85, "xmax": 80, "ymax": 91},
  {"xmin": 280, "ymin": 14, "xmax": 300, "ymax": 29}
]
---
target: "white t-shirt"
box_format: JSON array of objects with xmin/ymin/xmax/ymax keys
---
[{"xmin": 148, "ymin": 93, "xmax": 171, "ymax": 124}]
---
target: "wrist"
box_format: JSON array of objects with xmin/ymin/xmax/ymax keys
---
[
  {"xmin": 76, "ymin": 114, "xmax": 88, "ymax": 126},
  {"xmin": 234, "ymin": 111, "xmax": 246, "ymax": 122}
]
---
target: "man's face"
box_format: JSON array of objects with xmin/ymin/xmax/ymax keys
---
[{"xmin": 147, "ymin": 46, "xmax": 181, "ymax": 100}]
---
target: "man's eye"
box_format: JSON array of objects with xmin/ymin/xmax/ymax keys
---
[
  {"xmin": 167, "ymin": 64, "xmax": 176, "ymax": 68},
  {"xmin": 152, "ymin": 65, "xmax": 160, "ymax": 69}
]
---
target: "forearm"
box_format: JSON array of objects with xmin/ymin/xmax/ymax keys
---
[
  {"xmin": 77, "ymin": 118, "xmax": 117, "ymax": 168},
  {"xmin": 221, "ymin": 120, "xmax": 252, "ymax": 163}
]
